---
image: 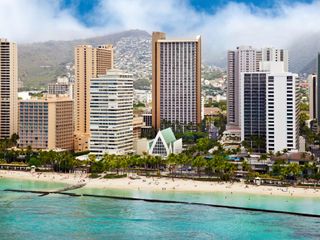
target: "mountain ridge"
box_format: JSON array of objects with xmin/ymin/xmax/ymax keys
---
[
  {"xmin": 18, "ymin": 29, "xmax": 320, "ymax": 89},
  {"xmin": 18, "ymin": 29, "xmax": 151, "ymax": 89}
]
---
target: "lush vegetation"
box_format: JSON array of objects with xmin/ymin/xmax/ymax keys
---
[
  {"xmin": 133, "ymin": 101, "xmax": 146, "ymax": 108},
  {"xmin": 202, "ymin": 85, "xmax": 224, "ymax": 96},
  {"xmin": 133, "ymin": 79, "xmax": 151, "ymax": 90},
  {"xmin": 0, "ymin": 132, "xmax": 319, "ymax": 183},
  {"xmin": 202, "ymin": 69, "xmax": 224, "ymax": 80},
  {"xmin": 204, "ymin": 100, "xmax": 227, "ymax": 111}
]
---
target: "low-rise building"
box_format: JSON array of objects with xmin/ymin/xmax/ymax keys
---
[
  {"xmin": 48, "ymin": 82, "xmax": 74, "ymax": 98},
  {"xmin": 148, "ymin": 128, "xmax": 182, "ymax": 157},
  {"xmin": 133, "ymin": 116, "xmax": 144, "ymax": 140},
  {"xmin": 133, "ymin": 128, "xmax": 182, "ymax": 157}
]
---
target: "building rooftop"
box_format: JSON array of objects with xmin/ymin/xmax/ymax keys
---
[
  {"xmin": 160, "ymin": 128, "xmax": 177, "ymax": 145},
  {"xmin": 204, "ymin": 107, "xmax": 221, "ymax": 116},
  {"xmin": 271, "ymin": 152, "xmax": 314, "ymax": 162}
]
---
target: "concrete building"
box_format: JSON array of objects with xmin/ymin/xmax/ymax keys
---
[
  {"xmin": 133, "ymin": 116, "xmax": 143, "ymax": 140},
  {"xmin": 227, "ymin": 46, "xmax": 288, "ymax": 130},
  {"xmin": 141, "ymin": 110, "xmax": 153, "ymax": 138},
  {"xmin": 308, "ymin": 74, "xmax": 317, "ymax": 120},
  {"xmin": 142, "ymin": 111, "xmax": 152, "ymax": 127},
  {"xmin": 19, "ymin": 95, "xmax": 73, "ymax": 150},
  {"xmin": 89, "ymin": 70, "xmax": 133, "ymax": 156},
  {"xmin": 208, "ymin": 124, "xmax": 219, "ymax": 140},
  {"xmin": 240, "ymin": 72, "xmax": 267, "ymax": 153},
  {"xmin": 299, "ymin": 136, "xmax": 306, "ymax": 152},
  {"xmin": 74, "ymin": 44, "xmax": 113, "ymax": 152},
  {"xmin": 227, "ymin": 46, "xmax": 259, "ymax": 130},
  {"xmin": 261, "ymin": 48, "xmax": 289, "ymax": 72},
  {"xmin": 48, "ymin": 82, "xmax": 74, "ymax": 98},
  {"xmin": 152, "ymin": 32, "xmax": 201, "ymax": 130},
  {"xmin": 133, "ymin": 138, "xmax": 149, "ymax": 155},
  {"xmin": 0, "ymin": 38, "xmax": 18, "ymax": 139},
  {"xmin": 240, "ymin": 62, "xmax": 299, "ymax": 153}
]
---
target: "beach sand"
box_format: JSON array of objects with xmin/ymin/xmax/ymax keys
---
[{"xmin": 0, "ymin": 170, "xmax": 320, "ymax": 198}]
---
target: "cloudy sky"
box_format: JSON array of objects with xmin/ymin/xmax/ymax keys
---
[{"xmin": 0, "ymin": 0, "xmax": 318, "ymax": 62}]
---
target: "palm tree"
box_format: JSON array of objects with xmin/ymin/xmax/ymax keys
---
[
  {"xmin": 167, "ymin": 153, "xmax": 177, "ymax": 175},
  {"xmin": 259, "ymin": 154, "xmax": 268, "ymax": 162},
  {"xmin": 242, "ymin": 160, "xmax": 251, "ymax": 172},
  {"xmin": 154, "ymin": 155, "xmax": 163, "ymax": 175},
  {"xmin": 192, "ymin": 156, "xmax": 207, "ymax": 177},
  {"xmin": 281, "ymin": 163, "xmax": 301, "ymax": 181}
]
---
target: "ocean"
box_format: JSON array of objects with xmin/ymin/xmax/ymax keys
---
[{"xmin": 0, "ymin": 177, "xmax": 319, "ymax": 240}]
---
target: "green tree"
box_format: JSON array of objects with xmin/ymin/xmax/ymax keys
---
[
  {"xmin": 281, "ymin": 163, "xmax": 301, "ymax": 180},
  {"xmin": 192, "ymin": 156, "xmax": 207, "ymax": 177}
]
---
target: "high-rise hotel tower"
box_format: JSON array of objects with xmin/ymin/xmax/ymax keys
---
[
  {"xmin": 152, "ymin": 32, "xmax": 201, "ymax": 130},
  {"xmin": 74, "ymin": 44, "xmax": 113, "ymax": 152},
  {"xmin": 227, "ymin": 46, "xmax": 288, "ymax": 130},
  {"xmin": 240, "ymin": 62, "xmax": 299, "ymax": 153},
  {"xmin": 90, "ymin": 70, "xmax": 133, "ymax": 156},
  {"xmin": 0, "ymin": 38, "xmax": 18, "ymax": 139}
]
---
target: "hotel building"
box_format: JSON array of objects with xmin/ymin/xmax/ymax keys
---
[
  {"xmin": 308, "ymin": 74, "xmax": 317, "ymax": 120},
  {"xmin": 90, "ymin": 70, "xmax": 133, "ymax": 156},
  {"xmin": 240, "ymin": 62, "xmax": 299, "ymax": 153},
  {"xmin": 317, "ymin": 53, "xmax": 320, "ymax": 124},
  {"xmin": 0, "ymin": 38, "xmax": 18, "ymax": 139},
  {"xmin": 227, "ymin": 46, "xmax": 288, "ymax": 130},
  {"xmin": 48, "ymin": 82, "xmax": 73, "ymax": 98},
  {"xmin": 19, "ymin": 95, "xmax": 73, "ymax": 150},
  {"xmin": 74, "ymin": 44, "xmax": 113, "ymax": 152},
  {"xmin": 152, "ymin": 32, "xmax": 201, "ymax": 130}
]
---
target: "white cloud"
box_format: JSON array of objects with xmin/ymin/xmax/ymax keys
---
[
  {"xmin": 0, "ymin": 0, "xmax": 95, "ymax": 42},
  {"xmin": 1, "ymin": 0, "xmax": 320, "ymax": 65}
]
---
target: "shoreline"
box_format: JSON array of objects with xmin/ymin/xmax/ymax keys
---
[{"xmin": 1, "ymin": 170, "xmax": 320, "ymax": 198}]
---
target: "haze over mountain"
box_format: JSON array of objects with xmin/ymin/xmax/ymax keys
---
[
  {"xmin": 18, "ymin": 29, "xmax": 319, "ymax": 89},
  {"xmin": 18, "ymin": 29, "xmax": 151, "ymax": 89}
]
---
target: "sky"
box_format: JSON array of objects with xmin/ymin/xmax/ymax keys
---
[{"xmin": 0, "ymin": 0, "xmax": 319, "ymax": 62}]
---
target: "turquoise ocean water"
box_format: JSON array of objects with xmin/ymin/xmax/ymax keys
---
[{"xmin": 0, "ymin": 177, "xmax": 320, "ymax": 240}]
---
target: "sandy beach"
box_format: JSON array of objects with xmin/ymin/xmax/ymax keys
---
[{"xmin": 1, "ymin": 170, "xmax": 320, "ymax": 198}]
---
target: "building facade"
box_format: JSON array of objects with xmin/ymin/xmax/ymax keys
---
[
  {"xmin": 148, "ymin": 128, "xmax": 182, "ymax": 157},
  {"xmin": 261, "ymin": 48, "xmax": 289, "ymax": 72},
  {"xmin": 227, "ymin": 46, "xmax": 259, "ymax": 130},
  {"xmin": 227, "ymin": 46, "xmax": 288, "ymax": 130},
  {"xmin": 74, "ymin": 44, "xmax": 113, "ymax": 152},
  {"xmin": 152, "ymin": 32, "xmax": 201, "ymax": 130},
  {"xmin": 19, "ymin": 95, "xmax": 73, "ymax": 150},
  {"xmin": 240, "ymin": 63, "xmax": 298, "ymax": 153},
  {"xmin": 308, "ymin": 74, "xmax": 317, "ymax": 120},
  {"xmin": 240, "ymin": 73, "xmax": 267, "ymax": 153},
  {"xmin": 48, "ymin": 82, "xmax": 74, "ymax": 98},
  {"xmin": 266, "ymin": 72, "xmax": 299, "ymax": 153},
  {"xmin": 133, "ymin": 116, "xmax": 143, "ymax": 140},
  {"xmin": 89, "ymin": 70, "xmax": 133, "ymax": 156},
  {"xmin": 0, "ymin": 38, "xmax": 18, "ymax": 139}
]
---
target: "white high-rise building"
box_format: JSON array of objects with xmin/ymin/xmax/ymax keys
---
[
  {"xmin": 265, "ymin": 69, "xmax": 298, "ymax": 153},
  {"xmin": 240, "ymin": 62, "xmax": 299, "ymax": 153},
  {"xmin": 261, "ymin": 48, "xmax": 289, "ymax": 72},
  {"xmin": 227, "ymin": 46, "xmax": 289, "ymax": 130},
  {"xmin": 89, "ymin": 69, "xmax": 133, "ymax": 156},
  {"xmin": 227, "ymin": 46, "xmax": 259, "ymax": 129}
]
